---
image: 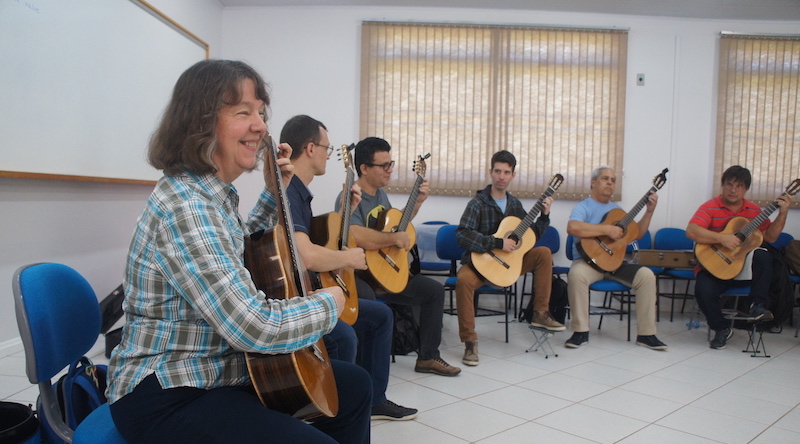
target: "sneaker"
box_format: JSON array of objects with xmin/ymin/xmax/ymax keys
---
[
  {"xmin": 709, "ymin": 328, "xmax": 733, "ymax": 350},
  {"xmin": 749, "ymin": 304, "xmax": 774, "ymax": 322},
  {"xmin": 564, "ymin": 331, "xmax": 589, "ymax": 348},
  {"xmin": 531, "ymin": 311, "xmax": 566, "ymax": 331},
  {"xmin": 415, "ymin": 357, "xmax": 462, "ymax": 376},
  {"xmin": 462, "ymin": 341, "xmax": 478, "ymax": 366},
  {"xmin": 371, "ymin": 400, "xmax": 418, "ymax": 421},
  {"xmin": 636, "ymin": 335, "xmax": 668, "ymax": 350}
]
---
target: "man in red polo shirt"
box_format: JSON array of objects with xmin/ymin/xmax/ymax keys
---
[{"xmin": 686, "ymin": 165, "xmax": 791, "ymax": 350}]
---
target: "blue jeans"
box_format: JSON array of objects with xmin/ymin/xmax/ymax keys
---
[
  {"xmin": 110, "ymin": 361, "xmax": 371, "ymax": 444},
  {"xmin": 357, "ymin": 274, "xmax": 445, "ymax": 361},
  {"xmin": 324, "ymin": 298, "xmax": 393, "ymax": 406},
  {"xmin": 695, "ymin": 248, "xmax": 773, "ymax": 331}
]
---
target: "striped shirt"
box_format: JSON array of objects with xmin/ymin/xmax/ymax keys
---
[
  {"xmin": 107, "ymin": 173, "xmax": 337, "ymax": 403},
  {"xmin": 689, "ymin": 195, "xmax": 770, "ymax": 232}
]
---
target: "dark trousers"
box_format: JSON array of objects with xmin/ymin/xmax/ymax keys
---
[
  {"xmin": 324, "ymin": 299, "xmax": 393, "ymax": 406},
  {"xmin": 357, "ymin": 274, "xmax": 445, "ymax": 360},
  {"xmin": 110, "ymin": 361, "xmax": 372, "ymax": 444},
  {"xmin": 695, "ymin": 248, "xmax": 773, "ymax": 331}
]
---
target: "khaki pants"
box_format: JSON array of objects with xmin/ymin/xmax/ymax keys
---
[
  {"xmin": 566, "ymin": 260, "xmax": 657, "ymax": 336},
  {"xmin": 456, "ymin": 246, "xmax": 553, "ymax": 343}
]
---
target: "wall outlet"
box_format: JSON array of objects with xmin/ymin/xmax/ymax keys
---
[{"xmin": 637, "ymin": 73, "xmax": 645, "ymax": 86}]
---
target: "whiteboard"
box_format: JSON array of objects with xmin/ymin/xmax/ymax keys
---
[{"xmin": 0, "ymin": 0, "xmax": 207, "ymax": 182}]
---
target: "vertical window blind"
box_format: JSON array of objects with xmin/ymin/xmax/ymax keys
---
[
  {"xmin": 716, "ymin": 33, "xmax": 800, "ymax": 207},
  {"xmin": 360, "ymin": 21, "xmax": 629, "ymax": 199}
]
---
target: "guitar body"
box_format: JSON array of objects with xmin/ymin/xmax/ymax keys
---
[
  {"xmin": 364, "ymin": 207, "xmax": 417, "ymax": 294},
  {"xmin": 310, "ymin": 211, "xmax": 359, "ymax": 325},
  {"xmin": 577, "ymin": 208, "xmax": 640, "ymax": 272},
  {"xmin": 470, "ymin": 216, "xmax": 537, "ymax": 287},
  {"xmin": 243, "ymin": 225, "xmax": 338, "ymax": 420},
  {"xmin": 694, "ymin": 216, "xmax": 765, "ymax": 280}
]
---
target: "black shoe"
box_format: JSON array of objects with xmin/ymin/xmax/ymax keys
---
[
  {"xmin": 565, "ymin": 331, "xmax": 589, "ymax": 348},
  {"xmin": 371, "ymin": 400, "xmax": 418, "ymax": 421},
  {"xmin": 749, "ymin": 304, "xmax": 774, "ymax": 322},
  {"xmin": 710, "ymin": 328, "xmax": 733, "ymax": 350},
  {"xmin": 636, "ymin": 335, "xmax": 668, "ymax": 350}
]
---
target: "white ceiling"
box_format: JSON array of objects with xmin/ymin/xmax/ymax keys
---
[{"xmin": 217, "ymin": 0, "xmax": 800, "ymax": 21}]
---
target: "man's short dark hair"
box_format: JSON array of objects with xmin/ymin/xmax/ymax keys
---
[
  {"xmin": 280, "ymin": 115, "xmax": 327, "ymax": 160},
  {"xmin": 491, "ymin": 150, "xmax": 517, "ymax": 171},
  {"xmin": 721, "ymin": 165, "xmax": 752, "ymax": 190},
  {"xmin": 354, "ymin": 137, "xmax": 391, "ymax": 177}
]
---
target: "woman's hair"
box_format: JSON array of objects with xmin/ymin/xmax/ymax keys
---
[{"xmin": 148, "ymin": 59, "xmax": 270, "ymax": 176}]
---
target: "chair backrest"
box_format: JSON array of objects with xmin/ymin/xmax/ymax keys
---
[
  {"xmin": 534, "ymin": 225, "xmax": 561, "ymax": 254},
  {"xmin": 626, "ymin": 229, "xmax": 652, "ymax": 252},
  {"xmin": 13, "ymin": 263, "xmax": 103, "ymax": 442},
  {"xmin": 566, "ymin": 234, "xmax": 575, "ymax": 261},
  {"xmin": 435, "ymin": 224, "xmax": 466, "ymax": 263},
  {"xmin": 417, "ymin": 221, "xmax": 450, "ymax": 272},
  {"xmin": 770, "ymin": 232, "xmax": 794, "ymax": 250},
  {"xmin": 654, "ymin": 227, "xmax": 694, "ymax": 251}
]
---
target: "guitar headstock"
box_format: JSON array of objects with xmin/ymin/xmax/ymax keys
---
[
  {"xmin": 413, "ymin": 153, "xmax": 432, "ymax": 178},
  {"xmin": 549, "ymin": 174, "xmax": 564, "ymax": 190},
  {"xmin": 653, "ymin": 168, "xmax": 669, "ymax": 190},
  {"xmin": 785, "ymin": 178, "xmax": 800, "ymax": 197},
  {"xmin": 339, "ymin": 143, "xmax": 356, "ymax": 173}
]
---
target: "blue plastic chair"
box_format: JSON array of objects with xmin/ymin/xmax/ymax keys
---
[
  {"xmin": 13, "ymin": 263, "xmax": 128, "ymax": 444},
  {"xmin": 567, "ymin": 235, "xmax": 633, "ymax": 340},
  {"xmin": 417, "ymin": 221, "xmax": 451, "ymax": 276},
  {"xmin": 654, "ymin": 227, "xmax": 696, "ymax": 322},
  {"xmin": 436, "ymin": 225, "xmax": 515, "ymax": 342}
]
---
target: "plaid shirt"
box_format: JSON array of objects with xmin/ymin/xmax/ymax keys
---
[
  {"xmin": 107, "ymin": 173, "xmax": 337, "ymax": 403},
  {"xmin": 456, "ymin": 185, "xmax": 549, "ymax": 265}
]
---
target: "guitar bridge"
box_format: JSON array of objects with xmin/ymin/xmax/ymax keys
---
[
  {"xmin": 489, "ymin": 252, "xmax": 511, "ymax": 269},
  {"xmin": 711, "ymin": 245, "xmax": 733, "ymax": 265},
  {"xmin": 379, "ymin": 249, "xmax": 400, "ymax": 272}
]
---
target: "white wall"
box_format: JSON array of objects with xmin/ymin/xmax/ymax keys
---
[
  {"xmin": 0, "ymin": 0, "xmax": 223, "ymax": 348},
  {"xmin": 222, "ymin": 5, "xmax": 800, "ymax": 268},
  {"xmin": 2, "ymin": 2, "xmax": 798, "ymax": 346}
]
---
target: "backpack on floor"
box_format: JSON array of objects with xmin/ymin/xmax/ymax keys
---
[
  {"xmin": 388, "ymin": 303, "xmax": 420, "ymax": 356},
  {"xmin": 519, "ymin": 275, "xmax": 568, "ymax": 324},
  {"xmin": 38, "ymin": 357, "xmax": 108, "ymax": 444}
]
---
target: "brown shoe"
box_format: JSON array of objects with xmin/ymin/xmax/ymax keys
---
[
  {"xmin": 531, "ymin": 311, "xmax": 566, "ymax": 331},
  {"xmin": 462, "ymin": 341, "xmax": 478, "ymax": 366},
  {"xmin": 415, "ymin": 357, "xmax": 461, "ymax": 376}
]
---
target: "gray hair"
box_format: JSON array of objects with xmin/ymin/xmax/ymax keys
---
[{"xmin": 591, "ymin": 165, "xmax": 614, "ymax": 180}]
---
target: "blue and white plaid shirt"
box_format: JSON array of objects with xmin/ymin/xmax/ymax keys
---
[{"xmin": 107, "ymin": 173, "xmax": 337, "ymax": 403}]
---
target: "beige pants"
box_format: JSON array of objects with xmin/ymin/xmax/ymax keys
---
[{"xmin": 566, "ymin": 260, "xmax": 657, "ymax": 336}]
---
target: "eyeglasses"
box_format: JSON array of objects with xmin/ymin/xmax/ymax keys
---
[
  {"xmin": 723, "ymin": 182, "xmax": 746, "ymax": 191},
  {"xmin": 365, "ymin": 160, "xmax": 395, "ymax": 172},
  {"xmin": 313, "ymin": 143, "xmax": 335, "ymax": 157}
]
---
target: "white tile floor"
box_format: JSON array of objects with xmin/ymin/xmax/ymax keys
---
[{"xmin": 3, "ymin": 297, "xmax": 800, "ymax": 443}]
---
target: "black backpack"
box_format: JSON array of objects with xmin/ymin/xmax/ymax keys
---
[
  {"xmin": 387, "ymin": 303, "xmax": 420, "ymax": 356},
  {"xmin": 519, "ymin": 275, "xmax": 568, "ymax": 324}
]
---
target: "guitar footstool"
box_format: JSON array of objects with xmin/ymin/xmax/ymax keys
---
[
  {"xmin": 723, "ymin": 311, "xmax": 771, "ymax": 358},
  {"xmin": 525, "ymin": 325, "xmax": 560, "ymax": 358}
]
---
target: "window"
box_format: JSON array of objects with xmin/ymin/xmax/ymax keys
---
[
  {"xmin": 715, "ymin": 34, "xmax": 800, "ymax": 207},
  {"xmin": 360, "ymin": 21, "xmax": 628, "ymax": 199}
]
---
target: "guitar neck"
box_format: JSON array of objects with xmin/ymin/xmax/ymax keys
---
[
  {"xmin": 339, "ymin": 169, "xmax": 355, "ymax": 249},
  {"xmin": 736, "ymin": 196, "xmax": 782, "ymax": 240},
  {"xmin": 397, "ymin": 174, "xmax": 423, "ymax": 233},
  {"xmin": 511, "ymin": 185, "xmax": 557, "ymax": 239},
  {"xmin": 619, "ymin": 185, "xmax": 657, "ymax": 229}
]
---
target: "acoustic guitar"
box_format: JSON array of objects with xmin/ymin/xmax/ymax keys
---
[
  {"xmin": 364, "ymin": 153, "xmax": 430, "ymax": 294},
  {"xmin": 242, "ymin": 136, "xmax": 338, "ymax": 420},
  {"xmin": 309, "ymin": 144, "xmax": 359, "ymax": 325},
  {"xmin": 577, "ymin": 168, "xmax": 668, "ymax": 272},
  {"xmin": 695, "ymin": 179, "xmax": 800, "ymax": 280},
  {"xmin": 471, "ymin": 174, "xmax": 564, "ymax": 287}
]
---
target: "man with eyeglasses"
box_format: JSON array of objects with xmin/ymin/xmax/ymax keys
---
[
  {"xmin": 687, "ymin": 165, "xmax": 791, "ymax": 350},
  {"xmin": 281, "ymin": 116, "xmax": 418, "ymax": 421},
  {"xmin": 336, "ymin": 137, "xmax": 461, "ymax": 378}
]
